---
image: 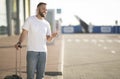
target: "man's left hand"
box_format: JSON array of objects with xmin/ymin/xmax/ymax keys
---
[{"xmin": 52, "ymin": 32, "xmax": 58, "ymax": 38}]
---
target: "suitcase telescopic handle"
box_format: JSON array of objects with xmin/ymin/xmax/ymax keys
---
[{"xmin": 15, "ymin": 48, "xmax": 22, "ymax": 77}]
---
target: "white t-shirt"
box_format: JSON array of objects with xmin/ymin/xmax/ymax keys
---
[{"xmin": 22, "ymin": 16, "xmax": 51, "ymax": 52}]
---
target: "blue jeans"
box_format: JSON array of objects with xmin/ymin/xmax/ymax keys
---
[{"xmin": 27, "ymin": 51, "xmax": 46, "ymax": 79}]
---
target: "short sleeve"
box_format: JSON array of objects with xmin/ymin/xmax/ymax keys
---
[
  {"xmin": 46, "ymin": 23, "xmax": 51, "ymax": 36},
  {"xmin": 22, "ymin": 18, "xmax": 30, "ymax": 31}
]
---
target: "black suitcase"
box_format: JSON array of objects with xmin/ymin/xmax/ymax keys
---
[
  {"xmin": 4, "ymin": 47, "xmax": 22, "ymax": 79},
  {"xmin": 4, "ymin": 75, "xmax": 22, "ymax": 79}
]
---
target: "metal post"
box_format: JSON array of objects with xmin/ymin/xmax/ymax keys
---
[{"xmin": 23, "ymin": 0, "xmax": 26, "ymax": 21}]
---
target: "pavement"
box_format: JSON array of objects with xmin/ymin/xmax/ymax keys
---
[
  {"xmin": 62, "ymin": 34, "xmax": 120, "ymax": 79},
  {"xmin": 1, "ymin": 34, "xmax": 120, "ymax": 79},
  {"xmin": 0, "ymin": 35, "xmax": 63, "ymax": 79}
]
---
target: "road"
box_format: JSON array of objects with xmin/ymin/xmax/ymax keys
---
[{"xmin": 62, "ymin": 34, "xmax": 120, "ymax": 79}]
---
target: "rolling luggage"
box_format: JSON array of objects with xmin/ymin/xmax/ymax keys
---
[{"xmin": 4, "ymin": 46, "xmax": 22, "ymax": 79}]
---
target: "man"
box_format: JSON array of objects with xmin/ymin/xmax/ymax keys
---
[{"xmin": 15, "ymin": 2, "xmax": 57, "ymax": 79}]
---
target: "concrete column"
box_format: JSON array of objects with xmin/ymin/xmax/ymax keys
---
[
  {"xmin": 6, "ymin": 0, "xmax": 12, "ymax": 36},
  {"xmin": 16, "ymin": 0, "xmax": 20, "ymax": 35}
]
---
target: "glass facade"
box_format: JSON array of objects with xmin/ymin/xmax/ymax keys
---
[
  {"xmin": 0, "ymin": 0, "xmax": 7, "ymax": 34},
  {"xmin": 0, "ymin": 0, "xmax": 7, "ymax": 26},
  {"xmin": 0, "ymin": 0, "xmax": 30, "ymax": 36}
]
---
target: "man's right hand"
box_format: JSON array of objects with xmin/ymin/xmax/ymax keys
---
[{"xmin": 15, "ymin": 42, "xmax": 22, "ymax": 50}]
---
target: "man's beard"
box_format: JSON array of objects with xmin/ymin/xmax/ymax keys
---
[{"xmin": 39, "ymin": 10, "xmax": 45, "ymax": 17}]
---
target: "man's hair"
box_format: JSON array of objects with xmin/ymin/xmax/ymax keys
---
[{"xmin": 37, "ymin": 2, "xmax": 47, "ymax": 8}]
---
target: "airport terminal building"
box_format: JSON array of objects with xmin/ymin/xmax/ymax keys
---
[
  {"xmin": 0, "ymin": 0, "xmax": 30, "ymax": 36},
  {"xmin": 0, "ymin": 0, "xmax": 61, "ymax": 36}
]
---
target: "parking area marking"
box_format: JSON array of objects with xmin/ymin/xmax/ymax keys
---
[{"xmin": 65, "ymin": 37, "xmax": 120, "ymax": 55}]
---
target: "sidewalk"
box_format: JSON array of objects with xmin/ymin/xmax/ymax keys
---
[{"xmin": 0, "ymin": 35, "xmax": 62, "ymax": 79}]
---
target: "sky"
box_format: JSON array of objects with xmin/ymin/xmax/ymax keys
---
[{"xmin": 30, "ymin": 0, "xmax": 120, "ymax": 26}]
